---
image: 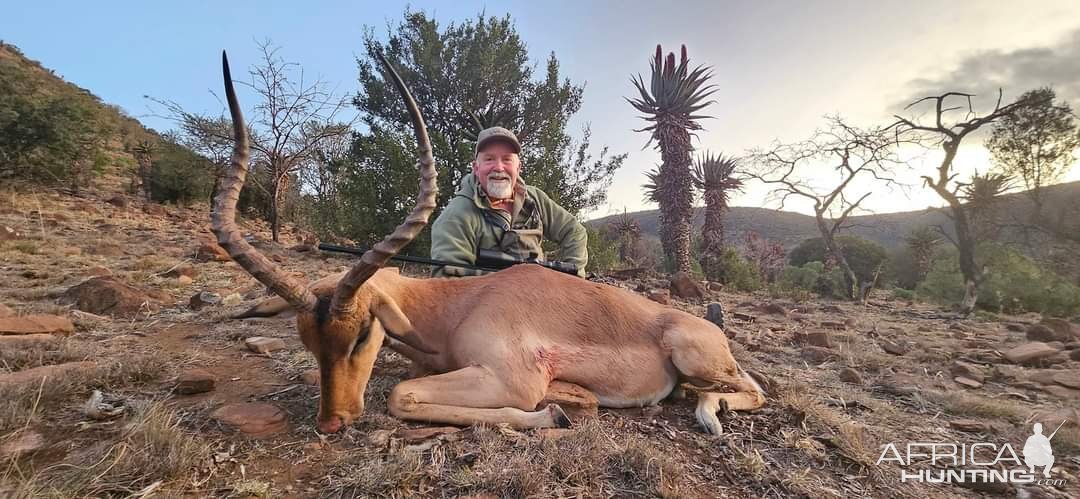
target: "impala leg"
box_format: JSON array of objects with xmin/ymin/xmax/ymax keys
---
[{"xmin": 388, "ymin": 366, "xmax": 570, "ymax": 429}]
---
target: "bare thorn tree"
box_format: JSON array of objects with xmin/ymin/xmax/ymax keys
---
[
  {"xmin": 893, "ymin": 90, "xmax": 1043, "ymax": 315},
  {"xmin": 150, "ymin": 40, "xmax": 356, "ymax": 241},
  {"xmin": 747, "ymin": 116, "xmax": 905, "ymax": 300}
]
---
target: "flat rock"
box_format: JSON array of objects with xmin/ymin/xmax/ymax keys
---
[
  {"xmin": 794, "ymin": 330, "xmax": 833, "ymax": 348},
  {"xmin": 1052, "ymin": 371, "xmax": 1080, "ymax": 389},
  {"xmin": 1026, "ymin": 325, "xmax": 1063, "ymax": 343},
  {"xmin": 175, "ymin": 368, "xmax": 216, "ymax": 394},
  {"xmin": 537, "ymin": 380, "xmax": 599, "ymax": 421},
  {"xmin": 245, "ymin": 336, "xmax": 286, "ymax": 354},
  {"xmin": 819, "ymin": 321, "xmax": 847, "ymax": 331},
  {"xmin": 0, "ymin": 431, "xmax": 45, "ymax": 458},
  {"xmin": 1072, "ymin": 349, "xmax": 1080, "ymax": 361},
  {"xmin": 0, "ymin": 361, "xmax": 96, "ymax": 387},
  {"xmin": 60, "ymin": 276, "xmax": 167, "ymax": 318},
  {"xmin": 1002, "ymin": 342, "xmax": 1061, "ymax": 365},
  {"xmin": 838, "ymin": 367, "xmax": 863, "ymax": 384},
  {"xmin": 0, "ymin": 314, "xmax": 74, "ymax": 335},
  {"xmin": 0, "ymin": 303, "xmax": 15, "ymax": 318},
  {"xmin": 399, "ymin": 426, "xmax": 461, "ymax": 444},
  {"xmin": 211, "ymin": 403, "xmax": 286, "ymax": 437},
  {"xmin": 1040, "ymin": 384, "xmax": 1080, "ymax": 398},
  {"xmin": 668, "ymin": 271, "xmax": 705, "ymax": 300},
  {"xmin": 760, "ymin": 302, "xmax": 789, "ymax": 317},
  {"xmin": 954, "ymin": 376, "xmax": 983, "ymax": 388},
  {"xmin": 949, "ymin": 360, "xmax": 986, "ymax": 383}
]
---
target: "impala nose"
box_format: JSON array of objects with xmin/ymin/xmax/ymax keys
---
[{"xmin": 318, "ymin": 414, "xmax": 347, "ymax": 433}]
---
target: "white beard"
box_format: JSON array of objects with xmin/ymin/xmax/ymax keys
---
[{"xmin": 485, "ymin": 178, "xmax": 513, "ymax": 200}]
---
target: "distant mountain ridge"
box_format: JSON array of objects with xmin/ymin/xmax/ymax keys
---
[{"xmin": 589, "ymin": 180, "xmax": 1080, "ymax": 251}]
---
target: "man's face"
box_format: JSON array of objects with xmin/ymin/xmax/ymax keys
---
[{"xmin": 472, "ymin": 141, "xmax": 520, "ymax": 200}]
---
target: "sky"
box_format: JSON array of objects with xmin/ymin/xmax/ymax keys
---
[{"xmin": 5, "ymin": 1, "xmax": 1080, "ymax": 219}]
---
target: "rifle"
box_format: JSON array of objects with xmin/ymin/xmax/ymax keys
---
[{"xmin": 317, "ymin": 243, "xmax": 580, "ymax": 277}]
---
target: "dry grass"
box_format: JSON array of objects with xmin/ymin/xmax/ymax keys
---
[
  {"xmin": 921, "ymin": 390, "xmax": 1029, "ymax": 423},
  {"xmin": 4, "ymin": 401, "xmax": 209, "ymax": 498},
  {"xmin": 0, "ymin": 354, "xmax": 163, "ymax": 432},
  {"xmin": 324, "ymin": 419, "xmax": 699, "ymax": 498},
  {"xmin": 0, "ymin": 338, "xmax": 92, "ymax": 373}
]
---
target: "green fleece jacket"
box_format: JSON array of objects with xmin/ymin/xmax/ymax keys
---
[{"xmin": 430, "ymin": 173, "xmax": 588, "ymax": 277}]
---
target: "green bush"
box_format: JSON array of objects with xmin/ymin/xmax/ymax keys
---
[
  {"xmin": 146, "ymin": 141, "xmax": 216, "ymax": 204},
  {"xmin": 585, "ymin": 225, "xmax": 620, "ymax": 273},
  {"xmin": 715, "ymin": 247, "xmax": 762, "ymax": 292},
  {"xmin": 789, "ymin": 235, "xmax": 888, "ymax": 283},
  {"xmin": 892, "ymin": 288, "xmax": 915, "ymax": 302},
  {"xmin": 917, "ymin": 244, "xmax": 1080, "ymax": 317}
]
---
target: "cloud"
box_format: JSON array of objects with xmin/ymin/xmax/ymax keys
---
[{"xmin": 899, "ymin": 28, "xmax": 1080, "ymax": 111}]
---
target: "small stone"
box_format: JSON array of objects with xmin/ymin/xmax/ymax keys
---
[
  {"xmin": 177, "ymin": 275, "xmax": 194, "ymax": 286},
  {"xmin": 222, "ymin": 293, "xmax": 242, "ymax": 306},
  {"xmin": 707, "ymin": 282, "xmax": 723, "ymax": 292},
  {"xmin": 0, "ymin": 314, "xmax": 75, "ymax": 336},
  {"xmin": 760, "ymin": 302, "xmax": 789, "ymax": 317},
  {"xmin": 61, "ymin": 276, "xmax": 166, "ymax": 318},
  {"xmin": 949, "ymin": 419, "xmax": 988, "ymax": 433},
  {"xmin": 399, "ymin": 426, "xmax": 461, "ymax": 444},
  {"xmin": 704, "ymin": 303, "xmax": 725, "ymax": 329},
  {"xmin": 245, "ymin": 336, "xmax": 286, "ymax": 354},
  {"xmin": 949, "ymin": 360, "xmax": 986, "ymax": 383},
  {"xmin": 0, "ymin": 303, "xmax": 15, "ymax": 318},
  {"xmin": 175, "ymin": 368, "xmax": 216, "ymax": 394},
  {"xmin": 537, "ymin": 381, "xmax": 599, "ymax": 421},
  {"xmin": 163, "ymin": 264, "xmax": 199, "ymax": 279},
  {"xmin": 954, "ymin": 376, "xmax": 983, "ymax": 388},
  {"xmin": 1002, "ymin": 342, "xmax": 1062, "ymax": 365},
  {"xmin": 300, "ymin": 370, "xmax": 320, "ymax": 386},
  {"xmin": 794, "ymin": 330, "xmax": 833, "ymax": 348},
  {"xmin": 801, "ymin": 346, "xmax": 840, "ymax": 363},
  {"xmin": 0, "ymin": 431, "xmax": 45, "ymax": 458},
  {"xmin": 880, "ymin": 339, "xmax": 909, "ymax": 356},
  {"xmin": 211, "ymin": 403, "xmax": 286, "ymax": 437},
  {"xmin": 105, "ymin": 195, "xmax": 127, "ymax": 207},
  {"xmin": 819, "ymin": 321, "xmax": 847, "ymax": 331},
  {"xmin": 194, "ymin": 239, "xmax": 231, "ymax": 262},
  {"xmin": 668, "ymin": 271, "xmax": 705, "ymax": 300},
  {"xmin": 189, "ymin": 291, "xmax": 221, "ymax": 311},
  {"xmin": 843, "ymin": 317, "xmax": 858, "ymax": 329},
  {"xmin": 646, "ymin": 289, "xmax": 670, "ymax": 305},
  {"xmin": 838, "ymin": 368, "xmax": 863, "ymax": 384}
]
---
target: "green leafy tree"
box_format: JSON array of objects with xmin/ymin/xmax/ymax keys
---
[
  {"xmin": 789, "ymin": 235, "xmax": 888, "ymax": 286},
  {"xmin": 987, "ymin": 87, "xmax": 1079, "ymax": 221},
  {"xmin": 338, "ymin": 9, "xmax": 625, "ymax": 251},
  {"xmin": 628, "ymin": 44, "xmax": 716, "ymax": 273}
]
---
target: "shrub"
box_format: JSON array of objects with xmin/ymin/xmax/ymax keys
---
[
  {"xmin": 715, "ymin": 247, "xmax": 762, "ymax": 292},
  {"xmin": 918, "ymin": 244, "xmax": 1080, "ymax": 316},
  {"xmin": 789, "ymin": 235, "xmax": 888, "ymax": 283},
  {"xmin": 145, "ymin": 140, "xmax": 216, "ymax": 204},
  {"xmin": 585, "ymin": 225, "xmax": 620, "ymax": 273}
]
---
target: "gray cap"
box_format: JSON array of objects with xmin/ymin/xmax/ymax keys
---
[{"xmin": 475, "ymin": 126, "xmax": 521, "ymax": 156}]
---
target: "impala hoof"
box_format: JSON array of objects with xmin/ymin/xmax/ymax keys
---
[{"xmin": 547, "ymin": 404, "xmax": 572, "ymax": 428}]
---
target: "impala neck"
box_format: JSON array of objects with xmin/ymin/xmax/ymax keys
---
[{"xmin": 369, "ymin": 270, "xmax": 461, "ymax": 363}]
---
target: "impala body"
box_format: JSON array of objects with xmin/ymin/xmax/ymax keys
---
[{"xmin": 212, "ymin": 50, "xmax": 765, "ymax": 436}]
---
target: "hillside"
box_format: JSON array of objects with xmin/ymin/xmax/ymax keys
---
[
  {"xmin": 0, "ymin": 41, "xmax": 159, "ymax": 186},
  {"xmin": 590, "ymin": 180, "xmax": 1080, "ymax": 251}
]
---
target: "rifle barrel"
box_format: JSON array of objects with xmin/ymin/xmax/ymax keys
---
[{"xmin": 317, "ymin": 243, "xmax": 503, "ymax": 273}]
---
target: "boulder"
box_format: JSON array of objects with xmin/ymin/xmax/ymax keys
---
[
  {"xmin": 536, "ymin": 380, "xmax": 599, "ymax": 421},
  {"xmin": 1002, "ymin": 342, "xmax": 1062, "ymax": 365},
  {"xmin": 1038, "ymin": 318, "xmax": 1077, "ymax": 341},
  {"xmin": 0, "ymin": 314, "xmax": 75, "ymax": 336},
  {"xmin": 704, "ymin": 303, "xmax": 725, "ymax": 329},
  {"xmin": 211, "ymin": 403, "xmax": 286, "ymax": 437},
  {"xmin": 794, "ymin": 330, "xmax": 833, "ymax": 349},
  {"xmin": 838, "ymin": 367, "xmax": 863, "ymax": 384},
  {"xmin": 668, "ymin": 272, "xmax": 705, "ymax": 300},
  {"xmin": 949, "ymin": 360, "xmax": 986, "ymax": 384},
  {"xmin": 61, "ymin": 277, "xmax": 166, "ymax": 318}
]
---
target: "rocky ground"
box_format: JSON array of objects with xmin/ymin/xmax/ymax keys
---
[{"xmin": 0, "ymin": 185, "xmax": 1078, "ymax": 498}]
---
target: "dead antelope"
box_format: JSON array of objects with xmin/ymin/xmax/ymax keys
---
[{"xmin": 213, "ymin": 51, "xmax": 765, "ymax": 435}]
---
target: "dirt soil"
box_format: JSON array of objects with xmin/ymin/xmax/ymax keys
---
[{"xmin": 1, "ymin": 185, "xmax": 1078, "ymax": 498}]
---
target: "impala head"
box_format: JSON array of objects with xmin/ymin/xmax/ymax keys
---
[{"xmin": 212, "ymin": 50, "xmax": 436, "ymax": 433}]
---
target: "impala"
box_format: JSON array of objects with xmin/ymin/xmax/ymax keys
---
[{"xmin": 212, "ymin": 50, "xmax": 765, "ymax": 435}]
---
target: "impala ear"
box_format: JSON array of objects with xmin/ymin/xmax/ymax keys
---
[
  {"xmin": 369, "ymin": 287, "xmax": 437, "ymax": 355},
  {"xmin": 233, "ymin": 296, "xmax": 295, "ymax": 319}
]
